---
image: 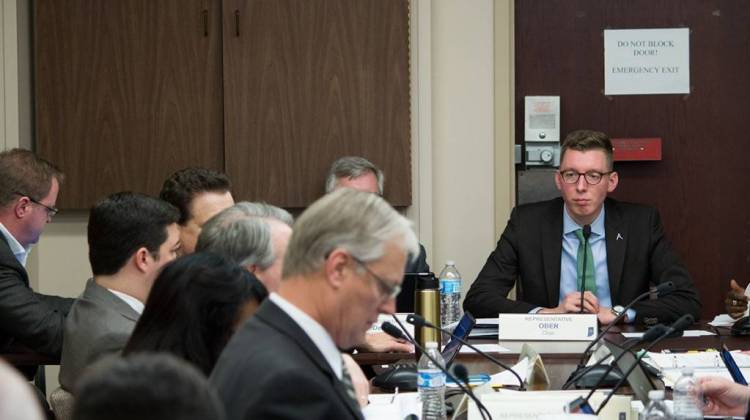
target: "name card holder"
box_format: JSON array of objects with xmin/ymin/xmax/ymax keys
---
[{"xmin": 497, "ymin": 314, "xmax": 598, "ymax": 353}]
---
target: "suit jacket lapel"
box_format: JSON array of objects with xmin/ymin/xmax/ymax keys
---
[
  {"xmin": 604, "ymin": 199, "xmax": 627, "ymax": 302},
  {"xmin": 0, "ymin": 234, "xmax": 29, "ymax": 287},
  {"xmin": 256, "ymin": 301, "xmax": 362, "ymax": 419},
  {"xmin": 542, "ymin": 199, "xmax": 564, "ymax": 306}
]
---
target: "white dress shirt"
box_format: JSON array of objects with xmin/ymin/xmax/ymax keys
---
[{"xmin": 269, "ymin": 292, "xmax": 343, "ymax": 380}]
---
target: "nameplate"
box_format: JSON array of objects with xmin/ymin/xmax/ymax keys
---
[{"xmin": 498, "ymin": 314, "xmax": 597, "ymax": 341}]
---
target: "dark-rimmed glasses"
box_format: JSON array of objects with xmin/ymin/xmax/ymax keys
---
[
  {"xmin": 351, "ymin": 256, "xmax": 401, "ymax": 300},
  {"xmin": 14, "ymin": 192, "xmax": 59, "ymax": 217},
  {"xmin": 558, "ymin": 170, "xmax": 614, "ymax": 185}
]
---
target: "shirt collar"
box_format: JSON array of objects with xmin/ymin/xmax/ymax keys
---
[
  {"xmin": 106, "ymin": 289, "xmax": 144, "ymax": 314},
  {"xmin": 269, "ymin": 292, "xmax": 343, "ymax": 379},
  {"xmin": 0, "ymin": 222, "xmax": 30, "ymax": 266},
  {"xmin": 563, "ymin": 205, "xmax": 606, "ymax": 238}
]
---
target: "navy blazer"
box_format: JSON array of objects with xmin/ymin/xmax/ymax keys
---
[{"xmin": 464, "ymin": 197, "xmax": 701, "ymax": 324}]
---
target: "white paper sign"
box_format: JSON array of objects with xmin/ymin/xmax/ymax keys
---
[
  {"xmin": 498, "ymin": 314, "xmax": 597, "ymax": 341},
  {"xmin": 604, "ymin": 28, "xmax": 690, "ymax": 95}
]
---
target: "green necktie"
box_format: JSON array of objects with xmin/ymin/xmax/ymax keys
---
[{"xmin": 575, "ymin": 229, "xmax": 597, "ymax": 295}]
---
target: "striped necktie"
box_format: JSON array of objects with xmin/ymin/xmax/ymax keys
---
[{"xmin": 341, "ymin": 359, "xmax": 359, "ymax": 406}]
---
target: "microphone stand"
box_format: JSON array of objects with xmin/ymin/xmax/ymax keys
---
[
  {"xmin": 594, "ymin": 328, "xmax": 681, "ymax": 414},
  {"xmin": 406, "ymin": 314, "xmax": 525, "ymax": 390},
  {"xmin": 563, "ymin": 281, "xmax": 675, "ymax": 389},
  {"xmin": 577, "ymin": 314, "xmax": 693, "ymax": 414},
  {"xmin": 388, "ymin": 316, "xmax": 493, "ymax": 420}
]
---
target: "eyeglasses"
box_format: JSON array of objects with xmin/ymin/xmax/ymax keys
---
[
  {"xmin": 351, "ymin": 256, "xmax": 401, "ymax": 300},
  {"xmin": 14, "ymin": 192, "xmax": 59, "ymax": 217},
  {"xmin": 558, "ymin": 170, "xmax": 614, "ymax": 185}
]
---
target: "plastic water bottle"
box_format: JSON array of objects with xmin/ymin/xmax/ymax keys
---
[
  {"xmin": 438, "ymin": 261, "xmax": 462, "ymax": 329},
  {"xmin": 417, "ymin": 341, "xmax": 447, "ymax": 420},
  {"xmin": 673, "ymin": 368, "xmax": 703, "ymax": 420},
  {"xmin": 641, "ymin": 390, "xmax": 670, "ymax": 420}
]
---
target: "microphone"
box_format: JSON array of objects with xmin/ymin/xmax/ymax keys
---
[
  {"xmin": 453, "ymin": 364, "xmax": 470, "ymax": 385},
  {"xmin": 587, "ymin": 314, "xmax": 694, "ymax": 415},
  {"xmin": 579, "ymin": 224, "xmax": 592, "ymax": 314},
  {"xmin": 406, "ymin": 314, "xmax": 525, "ymax": 390},
  {"xmin": 564, "ymin": 281, "xmax": 676, "ymax": 389},
  {"xmin": 564, "ymin": 323, "xmax": 668, "ymax": 391},
  {"xmin": 382, "ymin": 319, "xmax": 493, "ymax": 420}
]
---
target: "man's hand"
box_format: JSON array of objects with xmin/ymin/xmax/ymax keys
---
[
  {"xmin": 341, "ymin": 354, "xmax": 370, "ymax": 407},
  {"xmin": 540, "ymin": 291, "xmax": 599, "ymax": 314},
  {"xmin": 699, "ymin": 376, "xmax": 750, "ymax": 417},
  {"xmin": 597, "ymin": 307, "xmax": 618, "ymax": 325},
  {"xmin": 725, "ymin": 279, "xmax": 748, "ymax": 320},
  {"xmin": 359, "ymin": 332, "xmax": 414, "ymax": 353}
]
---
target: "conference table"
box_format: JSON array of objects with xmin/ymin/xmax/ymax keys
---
[{"xmin": 355, "ymin": 321, "xmax": 750, "ymax": 390}]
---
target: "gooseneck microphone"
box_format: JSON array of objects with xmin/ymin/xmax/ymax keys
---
[
  {"xmin": 579, "ymin": 224, "xmax": 592, "ymax": 314},
  {"xmin": 568, "ymin": 323, "xmax": 668, "ymax": 393},
  {"xmin": 406, "ymin": 314, "xmax": 525, "ymax": 390},
  {"xmin": 580, "ymin": 314, "xmax": 694, "ymax": 414},
  {"xmin": 382, "ymin": 320, "xmax": 493, "ymax": 420},
  {"xmin": 563, "ymin": 281, "xmax": 676, "ymax": 389}
]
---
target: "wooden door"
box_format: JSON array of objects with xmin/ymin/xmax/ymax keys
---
[
  {"xmin": 515, "ymin": 0, "xmax": 750, "ymax": 318},
  {"xmin": 35, "ymin": 0, "xmax": 224, "ymax": 208},
  {"xmin": 222, "ymin": 0, "xmax": 411, "ymax": 207}
]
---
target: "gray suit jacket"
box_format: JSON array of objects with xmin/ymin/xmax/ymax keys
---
[{"xmin": 59, "ymin": 279, "xmax": 140, "ymax": 392}]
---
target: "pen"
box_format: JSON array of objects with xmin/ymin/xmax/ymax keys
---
[{"xmin": 662, "ymin": 348, "xmax": 716, "ymax": 353}]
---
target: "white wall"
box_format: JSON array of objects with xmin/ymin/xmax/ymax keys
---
[{"xmin": 3, "ymin": 0, "xmax": 516, "ymax": 394}]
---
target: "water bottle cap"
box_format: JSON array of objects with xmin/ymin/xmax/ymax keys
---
[
  {"xmin": 425, "ymin": 341, "xmax": 438, "ymax": 349},
  {"xmin": 446, "ymin": 260, "xmax": 455, "ymax": 266},
  {"xmin": 648, "ymin": 390, "xmax": 664, "ymax": 400}
]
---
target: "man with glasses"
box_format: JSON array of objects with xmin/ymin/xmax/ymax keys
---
[
  {"xmin": 464, "ymin": 130, "xmax": 700, "ymax": 325},
  {"xmin": 211, "ymin": 189, "xmax": 419, "ymax": 419},
  {"xmin": 0, "ymin": 148, "xmax": 74, "ymax": 359}
]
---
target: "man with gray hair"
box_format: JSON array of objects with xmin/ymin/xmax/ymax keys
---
[
  {"xmin": 211, "ymin": 189, "xmax": 418, "ymax": 420},
  {"xmin": 196, "ymin": 202, "xmax": 293, "ymax": 294},
  {"xmin": 325, "ymin": 156, "xmax": 429, "ymax": 274}
]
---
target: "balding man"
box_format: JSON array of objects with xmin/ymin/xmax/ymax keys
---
[
  {"xmin": 211, "ymin": 189, "xmax": 419, "ymax": 419},
  {"xmin": 325, "ymin": 156, "xmax": 429, "ymax": 275}
]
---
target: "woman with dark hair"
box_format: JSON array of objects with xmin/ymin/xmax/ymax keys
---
[{"xmin": 123, "ymin": 252, "xmax": 267, "ymax": 375}]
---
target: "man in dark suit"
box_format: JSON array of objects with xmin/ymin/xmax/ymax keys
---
[
  {"xmin": 211, "ymin": 189, "xmax": 419, "ymax": 419},
  {"xmin": 0, "ymin": 148, "xmax": 74, "ymax": 358},
  {"xmin": 325, "ymin": 155, "xmax": 430, "ymax": 273},
  {"xmin": 464, "ymin": 130, "xmax": 700, "ymax": 325},
  {"xmin": 59, "ymin": 192, "xmax": 181, "ymax": 392}
]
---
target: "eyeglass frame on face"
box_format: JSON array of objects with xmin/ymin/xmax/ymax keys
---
[
  {"xmin": 558, "ymin": 170, "xmax": 614, "ymax": 186},
  {"xmin": 351, "ymin": 256, "xmax": 401, "ymax": 301},
  {"xmin": 13, "ymin": 192, "xmax": 59, "ymax": 218}
]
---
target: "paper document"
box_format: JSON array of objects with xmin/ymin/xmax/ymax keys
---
[
  {"xmin": 490, "ymin": 357, "xmax": 529, "ymax": 387},
  {"xmin": 622, "ymin": 330, "xmax": 714, "ymax": 339},
  {"xmin": 458, "ymin": 343, "xmax": 510, "ymax": 354},
  {"xmin": 647, "ymin": 350, "xmax": 750, "ymax": 370},
  {"xmin": 363, "ymin": 392, "xmax": 420, "ymax": 420},
  {"xmin": 710, "ymin": 314, "xmax": 737, "ymax": 327}
]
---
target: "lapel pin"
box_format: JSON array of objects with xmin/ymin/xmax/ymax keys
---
[{"xmin": 616, "ymin": 233, "xmax": 624, "ymax": 241}]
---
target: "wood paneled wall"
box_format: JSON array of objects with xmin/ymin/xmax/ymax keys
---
[
  {"xmin": 35, "ymin": 0, "xmax": 411, "ymax": 209},
  {"xmin": 35, "ymin": 0, "xmax": 225, "ymax": 208},
  {"xmin": 516, "ymin": 0, "xmax": 750, "ymax": 318},
  {"xmin": 223, "ymin": 0, "xmax": 411, "ymax": 207}
]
